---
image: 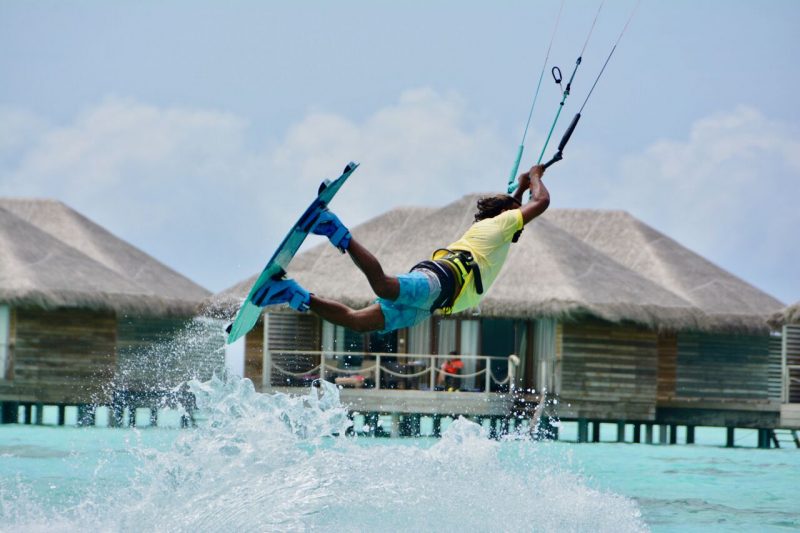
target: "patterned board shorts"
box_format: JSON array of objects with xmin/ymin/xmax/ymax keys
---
[{"xmin": 377, "ymin": 270, "xmax": 442, "ymax": 333}]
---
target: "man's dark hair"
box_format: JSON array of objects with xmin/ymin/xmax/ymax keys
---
[{"xmin": 474, "ymin": 194, "xmax": 521, "ymax": 222}]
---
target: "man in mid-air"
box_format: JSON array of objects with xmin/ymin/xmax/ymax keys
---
[{"xmin": 257, "ymin": 164, "xmax": 550, "ymax": 333}]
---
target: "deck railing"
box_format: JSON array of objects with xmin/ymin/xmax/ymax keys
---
[{"xmin": 266, "ymin": 350, "xmax": 518, "ymax": 394}]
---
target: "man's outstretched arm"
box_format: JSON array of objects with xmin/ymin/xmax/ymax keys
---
[{"xmin": 514, "ymin": 164, "xmax": 550, "ymax": 224}]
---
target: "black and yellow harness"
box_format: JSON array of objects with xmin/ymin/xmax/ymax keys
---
[{"xmin": 410, "ymin": 248, "xmax": 483, "ymax": 314}]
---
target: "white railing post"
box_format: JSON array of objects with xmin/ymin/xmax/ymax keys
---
[
  {"xmin": 262, "ymin": 314, "xmax": 272, "ymax": 391},
  {"xmin": 508, "ymin": 354, "xmax": 520, "ymax": 393},
  {"xmin": 430, "ymin": 354, "xmax": 436, "ymax": 391},
  {"xmin": 484, "ymin": 357, "xmax": 491, "ymax": 393},
  {"xmin": 319, "ymin": 351, "xmax": 326, "ymax": 382},
  {"xmin": 375, "ymin": 354, "xmax": 381, "ymax": 390}
]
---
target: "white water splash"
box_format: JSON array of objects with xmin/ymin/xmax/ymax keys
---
[{"xmin": 0, "ymin": 375, "xmax": 647, "ymax": 532}]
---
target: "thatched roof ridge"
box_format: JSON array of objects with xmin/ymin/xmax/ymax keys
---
[
  {"xmin": 544, "ymin": 209, "xmax": 784, "ymax": 332},
  {"xmin": 0, "ymin": 198, "xmax": 209, "ymax": 302},
  {"xmin": 769, "ymin": 301, "xmax": 800, "ymax": 328},
  {"xmin": 0, "ymin": 199, "xmax": 209, "ymax": 316}
]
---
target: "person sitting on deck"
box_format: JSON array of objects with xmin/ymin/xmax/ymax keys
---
[
  {"xmin": 259, "ymin": 164, "xmax": 550, "ymax": 333},
  {"xmin": 437, "ymin": 351, "xmax": 465, "ymax": 391}
]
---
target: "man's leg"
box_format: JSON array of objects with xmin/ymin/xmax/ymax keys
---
[
  {"xmin": 312, "ymin": 211, "xmax": 400, "ymax": 300},
  {"xmin": 346, "ymin": 238, "xmax": 400, "ymax": 301},
  {"xmin": 309, "ymin": 296, "xmax": 385, "ymax": 333}
]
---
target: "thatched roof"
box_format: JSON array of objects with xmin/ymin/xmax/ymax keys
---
[
  {"xmin": 0, "ymin": 199, "xmax": 209, "ymax": 316},
  {"xmin": 769, "ymin": 302, "xmax": 800, "ymax": 328},
  {"xmin": 544, "ymin": 209, "xmax": 784, "ymax": 331}
]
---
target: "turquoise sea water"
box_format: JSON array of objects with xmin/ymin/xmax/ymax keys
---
[{"xmin": 1, "ymin": 378, "xmax": 798, "ymax": 532}]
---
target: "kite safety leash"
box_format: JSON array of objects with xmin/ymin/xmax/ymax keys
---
[
  {"xmin": 506, "ymin": 0, "xmax": 565, "ymax": 194},
  {"xmin": 540, "ymin": 0, "xmax": 641, "ymax": 170}
]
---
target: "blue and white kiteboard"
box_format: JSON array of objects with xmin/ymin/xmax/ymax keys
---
[{"xmin": 226, "ymin": 161, "xmax": 359, "ymax": 344}]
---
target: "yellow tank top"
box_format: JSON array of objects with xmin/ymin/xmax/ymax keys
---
[{"xmin": 432, "ymin": 209, "xmax": 523, "ymax": 313}]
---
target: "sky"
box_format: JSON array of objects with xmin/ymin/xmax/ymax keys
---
[{"xmin": 1, "ymin": 0, "xmax": 798, "ymax": 307}]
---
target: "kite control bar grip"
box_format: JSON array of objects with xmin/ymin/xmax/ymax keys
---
[
  {"xmin": 542, "ymin": 113, "xmax": 582, "ymax": 169},
  {"xmin": 542, "ymin": 151, "xmax": 562, "ymax": 169},
  {"xmin": 558, "ymin": 113, "xmax": 581, "ymax": 151}
]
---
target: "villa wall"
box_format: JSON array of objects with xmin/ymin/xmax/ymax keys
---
[
  {"xmin": 0, "ymin": 307, "xmax": 117, "ymax": 404},
  {"xmin": 557, "ymin": 318, "xmax": 659, "ymax": 421}
]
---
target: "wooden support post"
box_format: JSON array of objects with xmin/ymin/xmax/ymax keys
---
[
  {"xmin": 488, "ymin": 417, "xmax": 498, "ymax": 440},
  {"xmin": 57, "ymin": 405, "xmax": 66, "ymax": 426},
  {"xmin": 757, "ymin": 429, "xmax": 771, "ymax": 449},
  {"xmin": 645, "ymin": 424, "xmax": 653, "ymax": 444},
  {"xmin": 669, "ymin": 424, "xmax": 677, "ymax": 445},
  {"xmin": 128, "ymin": 407, "xmax": 136, "ymax": 428},
  {"xmin": 769, "ymin": 430, "xmax": 780, "ymax": 449},
  {"xmin": 23, "ymin": 404, "xmax": 32, "ymax": 425},
  {"xmin": 686, "ymin": 425, "xmax": 695, "ymax": 444},
  {"xmin": 110, "ymin": 402, "xmax": 124, "ymax": 428},
  {"xmin": 34, "ymin": 403, "xmax": 44, "ymax": 425},
  {"xmin": 432, "ymin": 414, "xmax": 442, "ymax": 438},
  {"xmin": 77, "ymin": 405, "xmax": 96, "ymax": 427},
  {"xmin": 592, "ymin": 421, "xmax": 601, "ymax": 443},
  {"xmin": 726, "ymin": 427, "xmax": 735, "ymax": 448},
  {"xmin": 633, "ymin": 423, "xmax": 641, "ymax": 443},
  {"xmin": 150, "ymin": 407, "xmax": 158, "ymax": 428},
  {"xmin": 390, "ymin": 413, "xmax": 400, "ymax": 438},
  {"xmin": 500, "ymin": 417, "xmax": 510, "ymax": 437},
  {"xmin": 1, "ymin": 402, "xmax": 19, "ymax": 424},
  {"xmin": 617, "ymin": 422, "xmax": 626, "ymax": 443},
  {"xmin": 577, "ymin": 418, "xmax": 588, "ymax": 443},
  {"xmin": 658, "ymin": 424, "xmax": 668, "ymax": 444}
]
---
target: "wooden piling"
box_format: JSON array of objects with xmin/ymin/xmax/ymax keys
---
[
  {"xmin": 633, "ymin": 423, "xmax": 641, "ymax": 443},
  {"xmin": 34, "ymin": 403, "xmax": 44, "ymax": 425},
  {"xmin": 726, "ymin": 427, "xmax": 735, "ymax": 447},
  {"xmin": 432, "ymin": 414, "xmax": 442, "ymax": 438},
  {"xmin": 591, "ymin": 420, "xmax": 601, "ymax": 443},
  {"xmin": 577, "ymin": 418, "xmax": 589, "ymax": 443},
  {"xmin": 77, "ymin": 404, "xmax": 96, "ymax": 426},
  {"xmin": 769, "ymin": 429, "xmax": 780, "ymax": 449},
  {"xmin": 658, "ymin": 424, "xmax": 668, "ymax": 444},
  {"xmin": 500, "ymin": 417, "xmax": 510, "ymax": 436},
  {"xmin": 1, "ymin": 402, "xmax": 19, "ymax": 424},
  {"xmin": 645, "ymin": 424, "xmax": 653, "ymax": 444},
  {"xmin": 669, "ymin": 424, "xmax": 678, "ymax": 445},
  {"xmin": 686, "ymin": 425, "xmax": 695, "ymax": 444},
  {"xmin": 57, "ymin": 405, "xmax": 66, "ymax": 426},
  {"xmin": 150, "ymin": 407, "xmax": 158, "ymax": 428},
  {"xmin": 617, "ymin": 422, "xmax": 626, "ymax": 443}
]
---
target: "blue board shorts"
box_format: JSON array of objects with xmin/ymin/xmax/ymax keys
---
[{"xmin": 377, "ymin": 270, "xmax": 442, "ymax": 332}]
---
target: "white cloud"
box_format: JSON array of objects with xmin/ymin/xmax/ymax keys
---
[
  {"xmin": 0, "ymin": 90, "xmax": 509, "ymax": 292},
  {"xmin": 594, "ymin": 106, "xmax": 799, "ymax": 302}
]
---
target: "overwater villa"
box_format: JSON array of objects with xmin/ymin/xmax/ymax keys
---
[
  {"xmin": 209, "ymin": 194, "xmax": 796, "ymax": 444},
  {"xmin": 0, "ymin": 199, "xmax": 222, "ymax": 425}
]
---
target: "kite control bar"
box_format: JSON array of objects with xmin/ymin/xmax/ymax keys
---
[{"xmin": 542, "ymin": 112, "xmax": 581, "ymax": 169}]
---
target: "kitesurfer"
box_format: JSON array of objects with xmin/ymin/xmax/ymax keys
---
[{"xmin": 261, "ymin": 164, "xmax": 550, "ymax": 333}]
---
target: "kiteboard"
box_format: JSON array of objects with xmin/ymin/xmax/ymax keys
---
[{"xmin": 226, "ymin": 161, "xmax": 360, "ymax": 344}]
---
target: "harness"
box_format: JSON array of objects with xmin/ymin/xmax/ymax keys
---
[{"xmin": 411, "ymin": 248, "xmax": 483, "ymax": 314}]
